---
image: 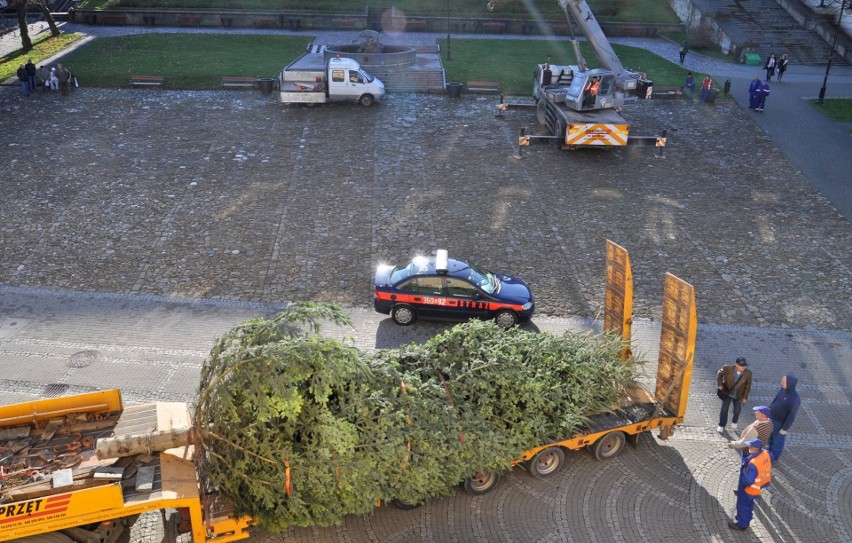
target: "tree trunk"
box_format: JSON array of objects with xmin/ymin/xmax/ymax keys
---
[
  {"xmin": 96, "ymin": 428, "xmax": 196, "ymax": 459},
  {"xmin": 16, "ymin": 2, "xmax": 33, "ymax": 51},
  {"xmin": 35, "ymin": 2, "xmax": 61, "ymax": 37}
]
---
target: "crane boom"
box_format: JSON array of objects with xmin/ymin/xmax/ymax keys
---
[{"xmin": 556, "ymin": 0, "xmax": 627, "ymax": 77}]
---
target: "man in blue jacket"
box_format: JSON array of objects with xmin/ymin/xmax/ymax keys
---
[
  {"xmin": 729, "ymin": 438, "xmax": 772, "ymax": 531},
  {"xmin": 768, "ymin": 374, "xmax": 800, "ymax": 460}
]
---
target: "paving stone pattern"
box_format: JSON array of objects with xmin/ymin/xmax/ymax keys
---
[
  {"xmin": 0, "ymin": 288, "xmax": 850, "ymax": 542},
  {"xmin": 0, "ymin": 89, "xmax": 849, "ymax": 332}
]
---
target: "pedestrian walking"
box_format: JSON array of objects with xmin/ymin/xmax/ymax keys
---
[
  {"xmin": 767, "ymin": 374, "xmax": 800, "ymax": 460},
  {"xmin": 56, "ymin": 63, "xmax": 72, "ymax": 96},
  {"xmin": 728, "ymin": 406, "xmax": 773, "ymax": 452},
  {"xmin": 729, "ymin": 438, "xmax": 772, "ymax": 531},
  {"xmin": 716, "ymin": 357, "xmax": 752, "ymax": 432},
  {"xmin": 684, "ymin": 72, "xmax": 696, "ymax": 100},
  {"xmin": 777, "ymin": 54, "xmax": 789, "ymax": 81},
  {"xmin": 755, "ymin": 79, "xmax": 770, "ymax": 112},
  {"xmin": 24, "ymin": 59, "xmax": 36, "ymax": 92},
  {"xmin": 748, "ymin": 74, "xmax": 761, "ymax": 109},
  {"xmin": 679, "ymin": 40, "xmax": 689, "ymax": 64},
  {"xmin": 765, "ymin": 53, "xmax": 777, "ymax": 81},
  {"xmin": 16, "ymin": 65, "xmax": 29, "ymax": 97},
  {"xmin": 700, "ymin": 75, "xmax": 713, "ymax": 102}
]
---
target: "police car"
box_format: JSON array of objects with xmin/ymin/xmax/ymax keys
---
[{"xmin": 374, "ymin": 250, "xmax": 535, "ymax": 328}]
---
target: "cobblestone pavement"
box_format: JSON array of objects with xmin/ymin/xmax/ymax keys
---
[
  {"xmin": 0, "ymin": 87, "xmax": 849, "ymax": 330},
  {"xmin": 1, "ymin": 22, "xmax": 851, "ymax": 543},
  {"xmin": 1, "ymin": 287, "xmax": 850, "ymax": 542}
]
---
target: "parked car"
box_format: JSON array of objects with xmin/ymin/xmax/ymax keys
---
[{"xmin": 374, "ymin": 250, "xmax": 535, "ymax": 328}]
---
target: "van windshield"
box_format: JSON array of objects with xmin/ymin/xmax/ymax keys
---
[{"xmin": 360, "ymin": 70, "xmax": 374, "ymax": 83}]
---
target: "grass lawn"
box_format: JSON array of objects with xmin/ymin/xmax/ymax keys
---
[
  {"xmin": 808, "ymin": 98, "xmax": 852, "ymax": 122},
  {"xmin": 0, "ymin": 33, "xmax": 84, "ymax": 83},
  {"xmin": 77, "ymin": 0, "xmax": 681, "ymax": 23},
  {"xmin": 61, "ymin": 34, "xmax": 310, "ymax": 89},
  {"xmin": 20, "ymin": 34, "xmax": 707, "ymax": 95},
  {"xmin": 441, "ymin": 38, "xmax": 704, "ymax": 95}
]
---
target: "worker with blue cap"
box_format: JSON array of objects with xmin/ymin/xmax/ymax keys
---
[{"xmin": 729, "ymin": 438, "xmax": 772, "ymax": 531}]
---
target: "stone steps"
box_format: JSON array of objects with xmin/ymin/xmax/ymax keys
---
[{"xmin": 702, "ymin": 0, "xmax": 846, "ymax": 65}]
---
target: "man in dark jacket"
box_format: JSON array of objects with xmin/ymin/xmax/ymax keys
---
[
  {"xmin": 24, "ymin": 59, "xmax": 36, "ymax": 92},
  {"xmin": 717, "ymin": 357, "xmax": 752, "ymax": 433},
  {"xmin": 16, "ymin": 65, "xmax": 29, "ymax": 97},
  {"xmin": 768, "ymin": 374, "xmax": 800, "ymax": 460}
]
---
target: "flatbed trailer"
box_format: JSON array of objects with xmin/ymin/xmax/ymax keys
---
[
  {"xmin": 511, "ymin": 269, "xmax": 696, "ymax": 482},
  {"xmin": 0, "ymin": 390, "xmax": 252, "ymax": 542}
]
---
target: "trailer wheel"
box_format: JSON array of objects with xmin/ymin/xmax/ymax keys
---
[
  {"xmin": 359, "ymin": 94, "xmax": 374, "ymax": 107},
  {"xmin": 391, "ymin": 304, "xmax": 416, "ymax": 325},
  {"xmin": 591, "ymin": 431, "xmax": 626, "ymax": 461},
  {"xmin": 463, "ymin": 471, "xmax": 501, "ymax": 495},
  {"xmin": 391, "ymin": 498, "xmax": 421, "ymax": 510},
  {"xmin": 536, "ymin": 99, "xmax": 547, "ymax": 125},
  {"xmin": 526, "ymin": 447, "xmax": 565, "ymax": 478},
  {"xmin": 494, "ymin": 309, "xmax": 518, "ymax": 329}
]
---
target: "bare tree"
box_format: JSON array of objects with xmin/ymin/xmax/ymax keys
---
[{"xmin": 11, "ymin": 0, "xmax": 61, "ymax": 52}]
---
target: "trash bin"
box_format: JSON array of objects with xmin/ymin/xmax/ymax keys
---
[
  {"xmin": 446, "ymin": 82, "xmax": 463, "ymax": 98},
  {"xmin": 744, "ymin": 52, "xmax": 761, "ymax": 66},
  {"xmin": 257, "ymin": 78, "xmax": 275, "ymax": 95},
  {"xmin": 705, "ymin": 88, "xmax": 719, "ymax": 104}
]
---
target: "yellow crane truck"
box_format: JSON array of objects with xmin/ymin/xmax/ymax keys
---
[{"xmin": 0, "ymin": 390, "xmax": 252, "ymax": 542}]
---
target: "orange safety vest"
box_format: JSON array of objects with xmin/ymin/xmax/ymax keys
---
[
  {"xmin": 589, "ymin": 80, "xmax": 599, "ymax": 95},
  {"xmin": 701, "ymin": 77, "xmax": 713, "ymax": 91},
  {"xmin": 745, "ymin": 450, "xmax": 772, "ymax": 496}
]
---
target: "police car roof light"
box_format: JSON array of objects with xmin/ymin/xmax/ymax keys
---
[{"xmin": 435, "ymin": 249, "xmax": 448, "ymax": 274}]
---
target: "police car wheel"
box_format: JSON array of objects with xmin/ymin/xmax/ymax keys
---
[
  {"xmin": 494, "ymin": 310, "xmax": 518, "ymax": 329},
  {"xmin": 391, "ymin": 304, "xmax": 416, "ymax": 326}
]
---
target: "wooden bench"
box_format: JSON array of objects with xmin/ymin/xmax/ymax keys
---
[
  {"xmin": 178, "ymin": 15, "xmax": 201, "ymax": 27},
  {"xmin": 254, "ymin": 16, "xmax": 277, "ymax": 28},
  {"xmin": 651, "ymin": 84, "xmax": 683, "ymax": 98},
  {"xmin": 482, "ymin": 21, "xmax": 506, "ymax": 34},
  {"xmin": 466, "ymin": 80, "xmax": 501, "ymax": 94},
  {"xmin": 407, "ymin": 19, "xmax": 427, "ymax": 32},
  {"xmin": 130, "ymin": 75, "xmax": 164, "ymax": 89},
  {"xmin": 221, "ymin": 76, "xmax": 257, "ymax": 90},
  {"xmin": 332, "ymin": 17, "xmax": 355, "ymax": 30},
  {"xmin": 101, "ymin": 14, "xmax": 127, "ymax": 26}
]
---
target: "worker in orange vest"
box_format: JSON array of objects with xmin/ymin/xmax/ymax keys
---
[
  {"xmin": 700, "ymin": 75, "xmax": 714, "ymax": 102},
  {"xmin": 584, "ymin": 76, "xmax": 600, "ymax": 108},
  {"xmin": 729, "ymin": 438, "xmax": 772, "ymax": 531}
]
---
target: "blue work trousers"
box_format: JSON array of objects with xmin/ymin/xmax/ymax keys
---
[
  {"xmin": 768, "ymin": 419, "xmax": 787, "ymax": 461},
  {"xmin": 735, "ymin": 488, "xmax": 756, "ymax": 528}
]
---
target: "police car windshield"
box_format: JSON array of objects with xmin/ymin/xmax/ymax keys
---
[{"xmin": 467, "ymin": 263, "xmax": 498, "ymax": 294}]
